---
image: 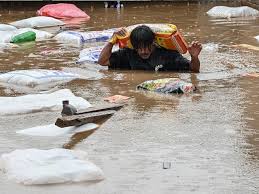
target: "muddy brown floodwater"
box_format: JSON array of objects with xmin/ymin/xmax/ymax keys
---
[{"xmin": 0, "ymin": 1, "xmax": 258, "ymax": 194}]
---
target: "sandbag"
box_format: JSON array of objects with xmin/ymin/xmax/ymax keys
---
[
  {"xmin": 0, "ymin": 69, "xmax": 80, "ymax": 88},
  {"xmin": 207, "ymin": 6, "xmax": 259, "ymax": 18},
  {"xmin": 9, "ymin": 16, "xmax": 65, "ymax": 28},
  {"xmin": 0, "ymin": 89, "xmax": 91, "ymax": 115},
  {"xmin": 0, "ymin": 148, "xmax": 104, "ymax": 185},
  {"xmin": 37, "ymin": 3, "xmax": 90, "ymax": 19},
  {"xmin": 10, "ymin": 31, "xmax": 36, "ymax": 43},
  {"xmin": 0, "ymin": 31, "xmax": 15, "ymax": 43},
  {"xmin": 116, "ymin": 23, "xmax": 188, "ymax": 54},
  {"xmin": 0, "ymin": 24, "xmax": 17, "ymax": 31},
  {"xmin": 77, "ymin": 45, "xmax": 119, "ymax": 64},
  {"xmin": 54, "ymin": 29, "xmax": 114, "ymax": 45},
  {"xmin": 137, "ymin": 78, "xmax": 196, "ymax": 94},
  {"xmin": 17, "ymin": 123, "xmax": 99, "ymax": 137}
]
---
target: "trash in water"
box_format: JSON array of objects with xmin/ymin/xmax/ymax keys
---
[
  {"xmin": 104, "ymin": 95, "xmax": 131, "ymax": 103},
  {"xmin": 137, "ymin": 78, "xmax": 196, "ymax": 94},
  {"xmin": 242, "ymin": 72, "xmax": 259, "ymax": 78},
  {"xmin": 163, "ymin": 162, "xmax": 171, "ymax": 169}
]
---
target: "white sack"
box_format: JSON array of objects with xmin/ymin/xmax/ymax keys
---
[
  {"xmin": 0, "ymin": 148, "xmax": 104, "ymax": 185},
  {"xmin": 0, "ymin": 89, "xmax": 92, "ymax": 115},
  {"xmin": 0, "ymin": 24, "xmax": 17, "ymax": 31},
  {"xmin": 0, "ymin": 31, "xmax": 15, "ymax": 43},
  {"xmin": 255, "ymin": 35, "xmax": 259, "ymax": 41},
  {"xmin": 77, "ymin": 45, "xmax": 119, "ymax": 64},
  {"xmin": 9, "ymin": 16, "xmax": 65, "ymax": 28},
  {"xmin": 13, "ymin": 28, "xmax": 53, "ymax": 41},
  {"xmin": 207, "ymin": 6, "xmax": 259, "ymax": 18},
  {"xmin": 17, "ymin": 123, "xmax": 99, "ymax": 137},
  {"xmin": 0, "ymin": 43, "xmax": 19, "ymax": 52},
  {"xmin": 0, "ymin": 69, "xmax": 80, "ymax": 88},
  {"xmin": 54, "ymin": 29, "xmax": 114, "ymax": 45}
]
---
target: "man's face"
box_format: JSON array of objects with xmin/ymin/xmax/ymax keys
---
[{"xmin": 136, "ymin": 45, "xmax": 153, "ymax": 59}]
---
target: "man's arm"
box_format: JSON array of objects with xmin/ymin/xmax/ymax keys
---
[
  {"xmin": 98, "ymin": 28, "xmax": 128, "ymax": 66},
  {"xmin": 188, "ymin": 41, "xmax": 202, "ymax": 73},
  {"xmin": 97, "ymin": 42, "xmax": 113, "ymax": 66}
]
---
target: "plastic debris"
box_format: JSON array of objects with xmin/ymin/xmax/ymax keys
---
[
  {"xmin": 137, "ymin": 78, "xmax": 196, "ymax": 94},
  {"xmin": 104, "ymin": 95, "xmax": 131, "ymax": 103}
]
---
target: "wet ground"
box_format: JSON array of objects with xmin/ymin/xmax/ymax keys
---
[{"xmin": 0, "ymin": 1, "xmax": 259, "ymax": 193}]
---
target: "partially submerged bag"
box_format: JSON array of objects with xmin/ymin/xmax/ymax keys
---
[
  {"xmin": 0, "ymin": 24, "xmax": 17, "ymax": 31},
  {"xmin": 0, "ymin": 69, "xmax": 80, "ymax": 88},
  {"xmin": 54, "ymin": 30, "xmax": 114, "ymax": 45},
  {"xmin": 0, "ymin": 148, "xmax": 104, "ymax": 185},
  {"xmin": 37, "ymin": 3, "xmax": 90, "ymax": 19},
  {"xmin": 117, "ymin": 24, "xmax": 188, "ymax": 54},
  {"xmin": 9, "ymin": 16, "xmax": 65, "ymax": 28},
  {"xmin": 137, "ymin": 78, "xmax": 195, "ymax": 94},
  {"xmin": 207, "ymin": 6, "xmax": 259, "ymax": 18},
  {"xmin": 77, "ymin": 45, "xmax": 119, "ymax": 64},
  {"xmin": 10, "ymin": 31, "xmax": 36, "ymax": 43}
]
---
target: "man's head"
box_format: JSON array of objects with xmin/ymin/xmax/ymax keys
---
[{"xmin": 130, "ymin": 25, "xmax": 155, "ymax": 59}]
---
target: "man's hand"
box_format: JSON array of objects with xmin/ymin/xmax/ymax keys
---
[
  {"xmin": 109, "ymin": 28, "xmax": 128, "ymax": 45},
  {"xmin": 188, "ymin": 41, "xmax": 202, "ymax": 58}
]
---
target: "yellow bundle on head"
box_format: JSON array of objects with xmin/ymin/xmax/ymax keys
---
[{"xmin": 115, "ymin": 24, "xmax": 188, "ymax": 54}]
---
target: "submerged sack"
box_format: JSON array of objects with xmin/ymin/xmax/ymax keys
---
[
  {"xmin": 37, "ymin": 3, "xmax": 90, "ymax": 19},
  {"xmin": 0, "ymin": 24, "xmax": 17, "ymax": 31},
  {"xmin": 0, "ymin": 148, "xmax": 104, "ymax": 185},
  {"xmin": 9, "ymin": 16, "xmax": 65, "ymax": 28},
  {"xmin": 116, "ymin": 23, "xmax": 188, "ymax": 54},
  {"xmin": 10, "ymin": 31, "xmax": 36, "ymax": 43},
  {"xmin": 54, "ymin": 30, "xmax": 114, "ymax": 45},
  {"xmin": 207, "ymin": 6, "xmax": 259, "ymax": 18},
  {"xmin": 137, "ymin": 78, "xmax": 195, "ymax": 94}
]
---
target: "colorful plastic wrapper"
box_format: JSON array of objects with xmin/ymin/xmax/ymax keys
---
[{"xmin": 137, "ymin": 78, "xmax": 196, "ymax": 94}]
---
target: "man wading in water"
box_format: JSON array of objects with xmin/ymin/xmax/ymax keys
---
[{"xmin": 98, "ymin": 25, "xmax": 202, "ymax": 72}]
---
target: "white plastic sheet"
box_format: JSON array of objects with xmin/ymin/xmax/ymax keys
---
[
  {"xmin": 17, "ymin": 123, "xmax": 99, "ymax": 137},
  {"xmin": 0, "ymin": 148, "xmax": 104, "ymax": 185},
  {"xmin": 77, "ymin": 45, "xmax": 119, "ymax": 64},
  {"xmin": 0, "ymin": 31, "xmax": 14, "ymax": 43},
  {"xmin": 207, "ymin": 6, "xmax": 259, "ymax": 18},
  {"xmin": 0, "ymin": 24, "xmax": 17, "ymax": 31},
  {"xmin": 0, "ymin": 89, "xmax": 92, "ymax": 115},
  {"xmin": 9, "ymin": 16, "xmax": 65, "ymax": 28},
  {"xmin": 54, "ymin": 29, "xmax": 115, "ymax": 45},
  {"xmin": 0, "ymin": 69, "xmax": 80, "ymax": 88}
]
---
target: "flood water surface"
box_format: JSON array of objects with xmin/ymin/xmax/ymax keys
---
[{"xmin": 0, "ymin": 2, "xmax": 258, "ymax": 193}]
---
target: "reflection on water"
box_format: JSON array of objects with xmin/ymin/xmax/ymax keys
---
[{"xmin": 0, "ymin": 1, "xmax": 258, "ymax": 193}]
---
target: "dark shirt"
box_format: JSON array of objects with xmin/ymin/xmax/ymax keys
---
[{"xmin": 109, "ymin": 47, "xmax": 191, "ymax": 71}]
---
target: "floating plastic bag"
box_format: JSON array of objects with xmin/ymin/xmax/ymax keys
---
[
  {"xmin": 17, "ymin": 123, "xmax": 99, "ymax": 137},
  {"xmin": 77, "ymin": 45, "xmax": 119, "ymax": 64},
  {"xmin": 0, "ymin": 89, "xmax": 91, "ymax": 115},
  {"xmin": 207, "ymin": 6, "xmax": 259, "ymax": 18},
  {"xmin": 37, "ymin": 3, "xmax": 90, "ymax": 19},
  {"xmin": 54, "ymin": 29, "xmax": 114, "ymax": 45},
  {"xmin": 9, "ymin": 16, "xmax": 65, "ymax": 28},
  {"xmin": 255, "ymin": 35, "xmax": 259, "ymax": 41},
  {"xmin": 116, "ymin": 23, "xmax": 188, "ymax": 54},
  {"xmin": 0, "ymin": 69, "xmax": 80, "ymax": 88},
  {"xmin": 0, "ymin": 148, "xmax": 104, "ymax": 185},
  {"xmin": 137, "ymin": 78, "xmax": 196, "ymax": 94},
  {"xmin": 10, "ymin": 31, "xmax": 36, "ymax": 43},
  {"xmin": 0, "ymin": 24, "xmax": 17, "ymax": 31}
]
